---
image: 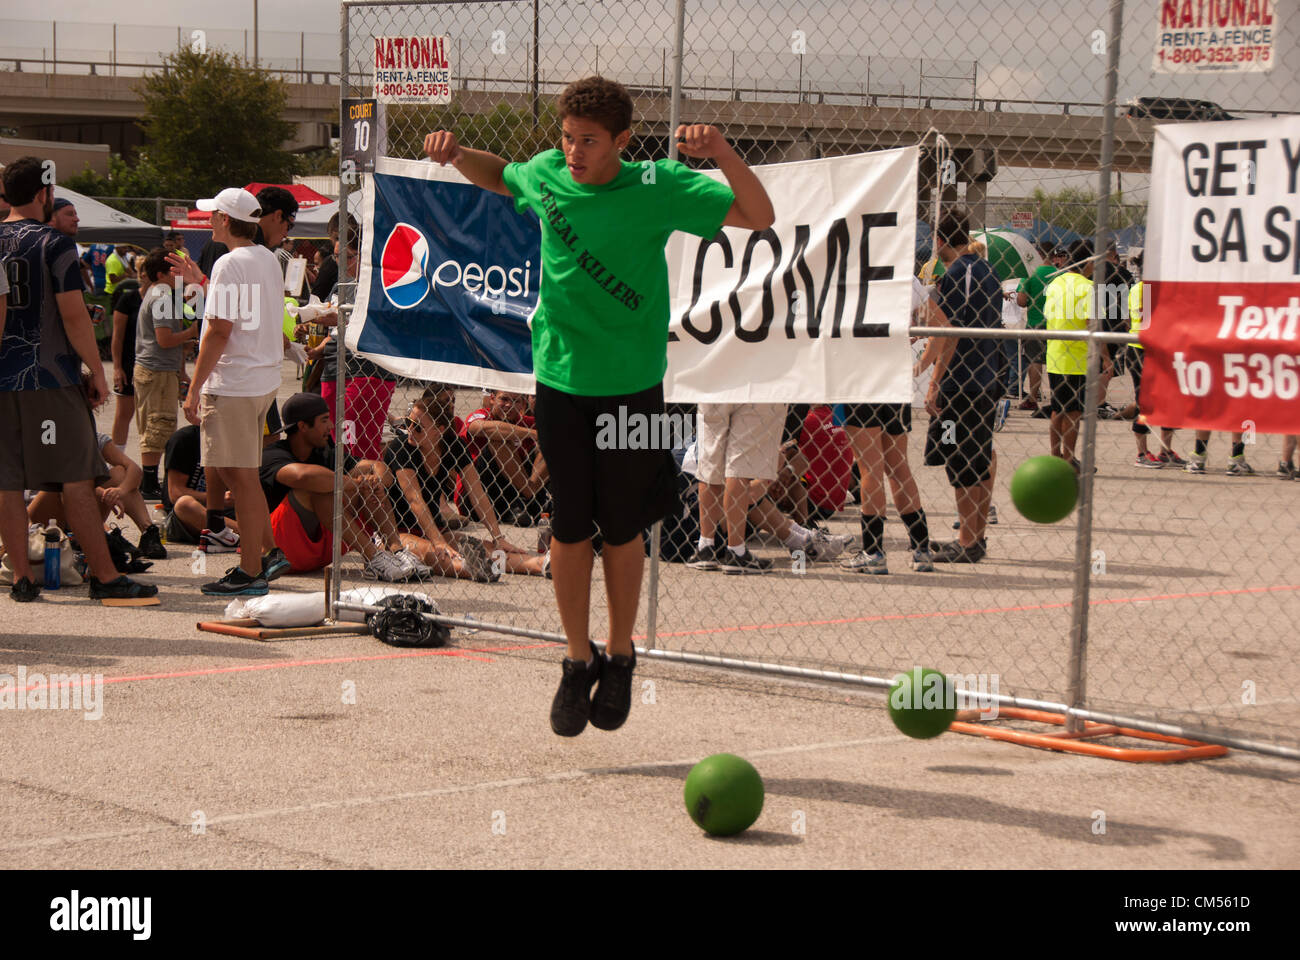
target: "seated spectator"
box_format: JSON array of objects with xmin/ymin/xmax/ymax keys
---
[
  {"xmin": 386, "ymin": 392, "xmax": 544, "ymax": 581},
  {"xmin": 162, "ymin": 405, "xmax": 284, "ymax": 545},
  {"xmin": 460, "ymin": 389, "xmax": 550, "ymax": 526},
  {"xmin": 769, "ymin": 404, "xmax": 854, "ymax": 529},
  {"xmin": 27, "ymin": 431, "xmax": 167, "ymax": 562},
  {"xmin": 261, "ymin": 393, "xmax": 429, "ymax": 581}
]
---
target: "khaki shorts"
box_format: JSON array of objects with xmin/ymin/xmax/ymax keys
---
[
  {"xmin": 696, "ymin": 403, "xmax": 786, "ymax": 484},
  {"xmin": 0, "ymin": 386, "xmax": 110, "ymax": 492},
  {"xmin": 133, "ymin": 367, "xmax": 180, "ymax": 456},
  {"xmin": 200, "ymin": 390, "xmax": 276, "ymax": 469}
]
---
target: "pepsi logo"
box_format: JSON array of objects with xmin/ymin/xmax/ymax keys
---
[{"xmin": 380, "ymin": 222, "xmax": 431, "ymax": 309}]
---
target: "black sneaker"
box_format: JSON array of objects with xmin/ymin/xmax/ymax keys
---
[
  {"xmin": 590, "ymin": 647, "xmax": 637, "ymax": 731},
  {"xmin": 550, "ymin": 641, "xmax": 603, "ymax": 737},
  {"xmin": 10, "ymin": 577, "xmax": 41, "ymax": 603},
  {"xmin": 720, "ymin": 548, "xmax": 774, "ymax": 575},
  {"xmin": 105, "ymin": 528, "xmax": 152, "ymax": 573},
  {"xmin": 201, "ymin": 566, "xmax": 269, "ymax": 596},
  {"xmin": 930, "ymin": 540, "xmax": 986, "ymax": 563},
  {"xmin": 262, "ymin": 547, "xmax": 291, "ymax": 581},
  {"xmin": 136, "ymin": 524, "xmax": 167, "ymax": 560},
  {"xmin": 139, "ymin": 476, "xmax": 163, "ymax": 501},
  {"xmin": 685, "ymin": 543, "xmax": 723, "ymax": 570},
  {"xmin": 88, "ymin": 575, "xmax": 159, "ymax": 601},
  {"xmin": 1030, "ymin": 407, "xmax": 1050, "ymax": 419}
]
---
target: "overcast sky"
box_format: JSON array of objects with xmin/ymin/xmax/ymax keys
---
[{"xmin": 6, "ymin": 0, "xmax": 1294, "ymax": 201}]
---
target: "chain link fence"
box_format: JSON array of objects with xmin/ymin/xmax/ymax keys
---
[{"xmin": 321, "ymin": 0, "xmax": 1298, "ymax": 758}]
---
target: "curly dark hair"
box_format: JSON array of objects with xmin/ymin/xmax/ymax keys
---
[{"xmin": 557, "ymin": 76, "xmax": 633, "ymax": 136}]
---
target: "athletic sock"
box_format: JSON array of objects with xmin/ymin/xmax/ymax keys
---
[
  {"xmin": 1231, "ymin": 441, "xmax": 1245, "ymax": 458},
  {"xmin": 860, "ymin": 515, "xmax": 885, "ymax": 555},
  {"xmin": 696, "ymin": 537, "xmax": 714, "ymax": 550},
  {"xmin": 900, "ymin": 510, "xmax": 929, "ymax": 552},
  {"xmin": 206, "ymin": 510, "xmax": 227, "ymax": 533},
  {"xmin": 1194, "ymin": 439, "xmax": 1208, "ymax": 456},
  {"xmin": 729, "ymin": 544, "xmax": 747, "ymax": 557}
]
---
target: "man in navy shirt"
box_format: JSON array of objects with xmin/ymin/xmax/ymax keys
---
[
  {"xmin": 0, "ymin": 156, "xmax": 157, "ymax": 602},
  {"xmin": 917, "ymin": 207, "xmax": 1004, "ymax": 563}
]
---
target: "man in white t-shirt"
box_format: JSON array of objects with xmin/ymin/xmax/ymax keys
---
[{"xmin": 182, "ymin": 187, "xmax": 288, "ymax": 596}]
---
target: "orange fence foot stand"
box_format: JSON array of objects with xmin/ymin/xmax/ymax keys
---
[{"xmin": 949, "ymin": 707, "xmax": 1228, "ymax": 763}]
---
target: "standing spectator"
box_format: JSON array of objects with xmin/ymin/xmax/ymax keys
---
[
  {"xmin": 1094, "ymin": 241, "xmax": 1135, "ymax": 420},
  {"xmin": 689, "ymin": 403, "xmax": 785, "ymax": 574},
  {"xmin": 108, "ymin": 264, "xmax": 143, "ymax": 451},
  {"xmin": 134, "ymin": 248, "xmax": 199, "ymax": 500},
  {"xmin": 310, "ymin": 214, "xmax": 341, "ymax": 300},
  {"xmin": 1015, "ymin": 244, "xmax": 1063, "ymax": 417},
  {"xmin": 841, "ymin": 277, "xmax": 935, "ymax": 574},
  {"xmin": 182, "ymin": 187, "xmax": 289, "ymax": 596},
  {"xmin": 1186, "ymin": 430, "xmax": 1255, "ymax": 476},
  {"xmin": 917, "ymin": 207, "xmax": 1004, "ymax": 563},
  {"xmin": 1044, "ymin": 239, "xmax": 1111, "ymax": 471},
  {"xmin": 103, "ymin": 243, "xmax": 132, "ymax": 297},
  {"xmin": 309, "ymin": 218, "xmax": 397, "ymax": 461},
  {"xmin": 0, "ymin": 156, "xmax": 157, "ymax": 602},
  {"xmin": 196, "ymin": 186, "xmax": 299, "ymax": 277},
  {"xmin": 1125, "ymin": 260, "xmax": 1181, "ymax": 468},
  {"xmin": 47, "ymin": 198, "xmax": 79, "ymax": 239},
  {"xmin": 82, "ymin": 240, "xmax": 115, "ymax": 294}
]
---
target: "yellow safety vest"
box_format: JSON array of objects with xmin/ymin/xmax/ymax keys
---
[
  {"xmin": 1128, "ymin": 281, "xmax": 1143, "ymax": 350},
  {"xmin": 1044, "ymin": 271, "xmax": 1093, "ymax": 375}
]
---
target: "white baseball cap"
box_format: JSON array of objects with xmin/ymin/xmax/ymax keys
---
[{"xmin": 196, "ymin": 187, "xmax": 262, "ymax": 223}]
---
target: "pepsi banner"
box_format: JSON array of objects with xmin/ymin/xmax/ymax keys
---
[
  {"xmin": 350, "ymin": 149, "xmax": 917, "ymax": 402},
  {"xmin": 350, "ymin": 157, "xmax": 540, "ymax": 393}
]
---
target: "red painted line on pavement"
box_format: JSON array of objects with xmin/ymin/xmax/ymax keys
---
[{"xmin": 8, "ymin": 641, "xmax": 562, "ymax": 692}]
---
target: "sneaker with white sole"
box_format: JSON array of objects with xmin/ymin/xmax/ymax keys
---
[
  {"xmin": 911, "ymin": 549, "xmax": 935, "ymax": 572},
  {"xmin": 393, "ymin": 547, "xmax": 433, "ymax": 580},
  {"xmin": 364, "ymin": 550, "xmax": 411, "ymax": 582},
  {"xmin": 1225, "ymin": 455, "xmax": 1256, "ymax": 477},
  {"xmin": 199, "ymin": 526, "xmax": 240, "ymax": 553},
  {"xmin": 1158, "ymin": 449, "xmax": 1187, "ymax": 467},
  {"xmin": 1134, "ymin": 452, "xmax": 1164, "ymax": 468},
  {"xmin": 803, "ymin": 530, "xmax": 850, "ymax": 562},
  {"xmin": 1277, "ymin": 461, "xmax": 1296, "ymax": 480},
  {"xmin": 685, "ymin": 543, "xmax": 723, "ymax": 570},
  {"xmin": 1185, "ymin": 454, "xmax": 1207, "ymax": 474},
  {"xmin": 841, "ymin": 549, "xmax": 888, "ymax": 574},
  {"xmin": 720, "ymin": 548, "xmax": 773, "ymax": 575}
]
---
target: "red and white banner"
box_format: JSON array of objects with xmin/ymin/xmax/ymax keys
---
[{"xmin": 1143, "ymin": 115, "xmax": 1300, "ymax": 434}]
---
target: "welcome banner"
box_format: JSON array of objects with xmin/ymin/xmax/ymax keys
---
[{"xmin": 350, "ymin": 148, "xmax": 917, "ymax": 403}]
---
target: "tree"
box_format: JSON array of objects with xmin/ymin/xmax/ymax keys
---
[
  {"xmin": 1030, "ymin": 186, "xmax": 1145, "ymax": 240},
  {"xmin": 62, "ymin": 153, "xmax": 172, "ymax": 198},
  {"xmin": 385, "ymin": 101, "xmax": 563, "ymax": 162},
  {"xmin": 137, "ymin": 47, "xmax": 298, "ymax": 197}
]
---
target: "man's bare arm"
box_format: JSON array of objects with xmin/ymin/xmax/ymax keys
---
[{"xmin": 423, "ymin": 131, "xmax": 511, "ymax": 196}]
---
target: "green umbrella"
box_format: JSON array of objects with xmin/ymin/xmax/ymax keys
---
[{"xmin": 971, "ymin": 229, "xmax": 1044, "ymax": 282}]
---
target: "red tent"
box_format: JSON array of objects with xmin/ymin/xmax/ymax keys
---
[{"xmin": 170, "ymin": 182, "xmax": 333, "ymax": 229}]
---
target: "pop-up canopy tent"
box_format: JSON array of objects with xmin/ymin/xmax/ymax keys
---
[{"xmin": 54, "ymin": 186, "xmax": 162, "ymax": 247}]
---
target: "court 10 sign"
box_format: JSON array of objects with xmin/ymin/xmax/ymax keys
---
[
  {"xmin": 373, "ymin": 34, "xmax": 452, "ymax": 103},
  {"xmin": 342, "ymin": 98, "xmax": 378, "ymax": 175}
]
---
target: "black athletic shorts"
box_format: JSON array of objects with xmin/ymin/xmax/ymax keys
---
[
  {"xmin": 533, "ymin": 381, "xmax": 678, "ymax": 547},
  {"xmin": 842, "ymin": 402, "xmax": 911, "ymax": 435},
  {"xmin": 934, "ymin": 390, "xmax": 995, "ymax": 489},
  {"xmin": 1048, "ymin": 372, "xmax": 1087, "ymax": 415}
]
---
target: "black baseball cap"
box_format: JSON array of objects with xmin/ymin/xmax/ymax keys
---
[{"xmin": 281, "ymin": 393, "xmax": 330, "ymax": 433}]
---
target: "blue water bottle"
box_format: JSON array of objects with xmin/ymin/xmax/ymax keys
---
[{"xmin": 43, "ymin": 522, "xmax": 61, "ymax": 590}]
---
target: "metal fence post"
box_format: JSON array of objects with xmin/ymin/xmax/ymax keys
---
[
  {"xmin": 1065, "ymin": 0, "xmax": 1124, "ymax": 734},
  {"xmin": 667, "ymin": 0, "xmax": 685, "ymax": 161},
  {"xmin": 330, "ymin": 2, "xmax": 351, "ymax": 622}
]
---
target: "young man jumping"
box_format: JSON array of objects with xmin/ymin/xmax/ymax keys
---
[{"xmin": 424, "ymin": 76, "xmax": 774, "ymax": 737}]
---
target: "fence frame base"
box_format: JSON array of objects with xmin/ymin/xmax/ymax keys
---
[{"xmin": 950, "ymin": 707, "xmax": 1229, "ymax": 763}]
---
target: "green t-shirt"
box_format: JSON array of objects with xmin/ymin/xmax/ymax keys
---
[
  {"xmin": 104, "ymin": 250, "xmax": 127, "ymax": 296},
  {"xmin": 502, "ymin": 149, "xmax": 735, "ymax": 396},
  {"xmin": 1016, "ymin": 263, "xmax": 1059, "ymax": 329},
  {"xmin": 1044, "ymin": 271, "xmax": 1093, "ymax": 375}
]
